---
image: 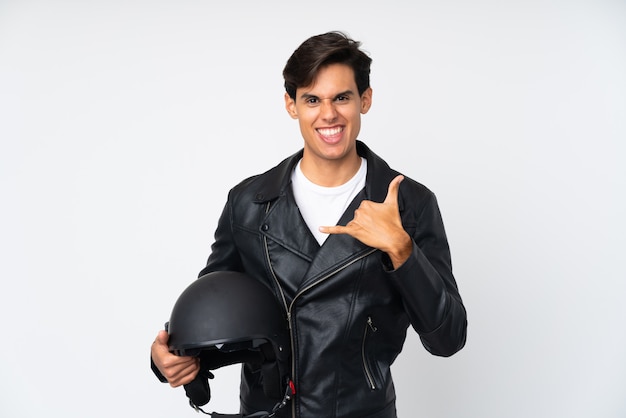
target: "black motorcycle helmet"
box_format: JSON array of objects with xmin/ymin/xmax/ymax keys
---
[{"xmin": 166, "ymin": 271, "xmax": 292, "ymax": 417}]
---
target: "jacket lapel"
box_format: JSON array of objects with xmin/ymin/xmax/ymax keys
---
[
  {"xmin": 298, "ymin": 188, "xmax": 374, "ymax": 289},
  {"xmin": 261, "ymin": 189, "xmax": 320, "ymax": 262},
  {"xmin": 261, "ymin": 187, "xmax": 374, "ymax": 292}
]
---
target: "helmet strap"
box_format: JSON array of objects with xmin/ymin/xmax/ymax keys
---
[{"xmin": 190, "ymin": 379, "xmax": 296, "ymax": 418}]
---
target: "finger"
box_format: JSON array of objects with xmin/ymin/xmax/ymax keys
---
[
  {"xmin": 383, "ymin": 175, "xmax": 404, "ymax": 205},
  {"xmin": 319, "ymin": 224, "xmax": 349, "ymax": 235},
  {"xmin": 169, "ymin": 358, "xmax": 200, "ymax": 387}
]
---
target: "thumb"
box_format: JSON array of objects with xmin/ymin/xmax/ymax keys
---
[
  {"xmin": 384, "ymin": 175, "xmax": 404, "ymax": 205},
  {"xmin": 155, "ymin": 329, "xmax": 170, "ymax": 348}
]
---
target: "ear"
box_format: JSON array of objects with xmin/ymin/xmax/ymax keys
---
[
  {"xmin": 284, "ymin": 92, "xmax": 298, "ymax": 119},
  {"xmin": 360, "ymin": 87, "xmax": 373, "ymax": 114}
]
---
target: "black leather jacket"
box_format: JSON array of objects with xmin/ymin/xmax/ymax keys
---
[{"xmin": 198, "ymin": 141, "xmax": 467, "ymax": 418}]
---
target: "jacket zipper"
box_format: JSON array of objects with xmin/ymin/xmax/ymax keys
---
[
  {"xmin": 362, "ymin": 316, "xmax": 378, "ymax": 390},
  {"xmin": 262, "ymin": 210, "xmax": 377, "ymax": 416},
  {"xmin": 284, "ymin": 249, "xmax": 376, "ymax": 417},
  {"xmin": 262, "ymin": 200, "xmax": 294, "ymax": 416},
  {"xmin": 263, "ymin": 202, "xmax": 290, "ymax": 314}
]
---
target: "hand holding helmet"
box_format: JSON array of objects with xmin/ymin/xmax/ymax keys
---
[{"xmin": 151, "ymin": 330, "xmax": 200, "ymax": 387}]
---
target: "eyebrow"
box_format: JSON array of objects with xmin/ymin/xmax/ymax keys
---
[{"xmin": 299, "ymin": 90, "xmax": 356, "ymax": 101}]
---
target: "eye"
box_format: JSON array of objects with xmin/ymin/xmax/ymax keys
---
[
  {"xmin": 305, "ymin": 97, "xmax": 319, "ymax": 105},
  {"xmin": 335, "ymin": 95, "xmax": 350, "ymax": 102}
]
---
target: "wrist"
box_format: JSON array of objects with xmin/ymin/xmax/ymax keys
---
[{"xmin": 387, "ymin": 232, "xmax": 412, "ymax": 269}]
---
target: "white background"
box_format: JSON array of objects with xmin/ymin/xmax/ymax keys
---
[{"xmin": 1, "ymin": 1, "xmax": 625, "ymax": 417}]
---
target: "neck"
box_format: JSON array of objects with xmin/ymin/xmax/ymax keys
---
[{"xmin": 299, "ymin": 153, "xmax": 362, "ymax": 187}]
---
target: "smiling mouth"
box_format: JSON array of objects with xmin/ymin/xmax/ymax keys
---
[{"xmin": 317, "ymin": 126, "xmax": 344, "ymax": 137}]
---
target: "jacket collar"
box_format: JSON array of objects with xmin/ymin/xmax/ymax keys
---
[{"xmin": 252, "ymin": 141, "xmax": 403, "ymax": 210}]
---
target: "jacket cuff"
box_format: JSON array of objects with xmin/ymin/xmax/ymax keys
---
[
  {"xmin": 386, "ymin": 241, "xmax": 448, "ymax": 333},
  {"xmin": 151, "ymin": 356, "xmax": 169, "ymax": 383}
]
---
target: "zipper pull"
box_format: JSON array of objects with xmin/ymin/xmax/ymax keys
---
[{"xmin": 367, "ymin": 316, "xmax": 378, "ymax": 332}]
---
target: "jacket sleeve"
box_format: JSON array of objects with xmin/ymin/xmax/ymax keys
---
[
  {"xmin": 388, "ymin": 190, "xmax": 467, "ymax": 357},
  {"xmin": 198, "ymin": 191, "xmax": 244, "ymax": 278}
]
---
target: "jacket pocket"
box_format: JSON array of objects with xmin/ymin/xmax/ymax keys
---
[{"xmin": 361, "ymin": 316, "xmax": 383, "ymax": 390}]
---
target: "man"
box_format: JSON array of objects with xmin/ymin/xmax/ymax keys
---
[{"xmin": 151, "ymin": 31, "xmax": 467, "ymax": 417}]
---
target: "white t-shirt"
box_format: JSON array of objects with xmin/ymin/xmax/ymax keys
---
[{"xmin": 291, "ymin": 158, "xmax": 367, "ymax": 245}]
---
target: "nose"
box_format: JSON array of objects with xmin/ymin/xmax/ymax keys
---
[{"xmin": 319, "ymin": 99, "xmax": 338, "ymax": 122}]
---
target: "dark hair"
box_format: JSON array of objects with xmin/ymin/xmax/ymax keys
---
[{"xmin": 283, "ymin": 31, "xmax": 372, "ymax": 100}]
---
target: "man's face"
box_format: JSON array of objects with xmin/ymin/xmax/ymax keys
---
[{"xmin": 285, "ymin": 63, "xmax": 372, "ymax": 167}]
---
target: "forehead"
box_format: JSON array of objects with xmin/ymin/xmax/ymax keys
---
[{"xmin": 297, "ymin": 63, "xmax": 358, "ymax": 98}]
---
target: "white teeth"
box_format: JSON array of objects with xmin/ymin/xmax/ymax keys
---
[{"xmin": 317, "ymin": 127, "xmax": 343, "ymax": 136}]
